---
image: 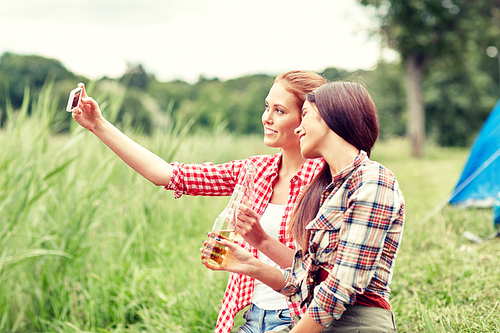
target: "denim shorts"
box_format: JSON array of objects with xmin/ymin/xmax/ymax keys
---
[{"xmin": 236, "ymin": 303, "xmax": 292, "ymax": 333}]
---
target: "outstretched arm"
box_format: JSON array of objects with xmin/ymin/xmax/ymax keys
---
[{"xmin": 72, "ymin": 83, "xmax": 173, "ymax": 187}]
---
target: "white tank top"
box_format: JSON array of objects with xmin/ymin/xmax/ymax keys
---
[{"xmin": 251, "ymin": 203, "xmax": 289, "ymax": 310}]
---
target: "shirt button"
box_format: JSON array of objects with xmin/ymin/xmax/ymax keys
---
[{"xmin": 309, "ymin": 278, "xmax": 314, "ymax": 283}]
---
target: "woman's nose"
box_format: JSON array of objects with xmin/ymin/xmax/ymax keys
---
[
  {"xmin": 262, "ymin": 110, "xmax": 272, "ymax": 124},
  {"xmin": 294, "ymin": 125, "xmax": 302, "ymax": 135}
]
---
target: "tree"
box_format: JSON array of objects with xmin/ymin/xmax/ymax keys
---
[
  {"xmin": 0, "ymin": 53, "xmax": 75, "ymax": 111},
  {"xmin": 359, "ymin": 0, "xmax": 500, "ymax": 155},
  {"xmin": 364, "ymin": 61, "xmax": 406, "ymax": 139},
  {"xmin": 120, "ymin": 63, "xmax": 154, "ymax": 90}
]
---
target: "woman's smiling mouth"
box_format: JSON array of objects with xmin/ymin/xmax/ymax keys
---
[{"xmin": 264, "ymin": 127, "xmax": 278, "ymax": 135}]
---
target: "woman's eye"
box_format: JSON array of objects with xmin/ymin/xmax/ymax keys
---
[{"xmin": 276, "ymin": 108, "xmax": 284, "ymax": 114}]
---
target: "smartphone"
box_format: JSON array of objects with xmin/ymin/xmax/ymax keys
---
[{"xmin": 66, "ymin": 87, "xmax": 82, "ymax": 112}]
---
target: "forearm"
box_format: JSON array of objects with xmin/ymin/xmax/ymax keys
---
[
  {"xmin": 256, "ymin": 235, "xmax": 295, "ymax": 268},
  {"xmin": 91, "ymin": 119, "xmax": 173, "ymax": 186},
  {"xmin": 290, "ymin": 314, "xmax": 325, "ymax": 333},
  {"xmin": 247, "ymin": 259, "xmax": 287, "ymax": 291}
]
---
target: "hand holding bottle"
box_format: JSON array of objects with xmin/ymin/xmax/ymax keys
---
[
  {"xmin": 235, "ymin": 197, "xmax": 269, "ymax": 249},
  {"xmin": 201, "ymin": 164, "xmax": 257, "ymax": 267},
  {"xmin": 202, "ymin": 235, "xmax": 258, "ymax": 274},
  {"xmin": 202, "ymin": 234, "xmax": 288, "ymax": 293}
]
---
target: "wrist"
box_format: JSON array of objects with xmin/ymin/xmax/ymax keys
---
[
  {"xmin": 252, "ymin": 232, "xmax": 272, "ymax": 249},
  {"xmin": 90, "ymin": 117, "xmax": 110, "ymax": 135}
]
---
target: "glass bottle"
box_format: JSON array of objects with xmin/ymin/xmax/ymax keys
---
[{"xmin": 202, "ymin": 164, "xmax": 256, "ymax": 267}]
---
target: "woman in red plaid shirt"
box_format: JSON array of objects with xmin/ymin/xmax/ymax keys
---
[
  {"xmin": 71, "ymin": 71, "xmax": 327, "ymax": 333},
  {"xmin": 205, "ymin": 82, "xmax": 405, "ymax": 332}
]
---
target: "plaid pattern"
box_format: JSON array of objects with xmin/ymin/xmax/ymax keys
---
[
  {"xmin": 279, "ymin": 151, "xmax": 405, "ymax": 327},
  {"xmin": 165, "ymin": 154, "xmax": 324, "ymax": 333}
]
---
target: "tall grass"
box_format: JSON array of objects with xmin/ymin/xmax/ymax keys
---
[
  {"xmin": 0, "ymin": 86, "xmax": 499, "ymax": 332},
  {"xmin": 0, "ymin": 83, "xmax": 235, "ymax": 332},
  {"xmin": 372, "ymin": 140, "xmax": 500, "ymax": 332}
]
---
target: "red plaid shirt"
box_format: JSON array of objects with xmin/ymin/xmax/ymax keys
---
[
  {"xmin": 165, "ymin": 153, "xmax": 324, "ymax": 333},
  {"xmin": 279, "ymin": 151, "xmax": 405, "ymax": 326}
]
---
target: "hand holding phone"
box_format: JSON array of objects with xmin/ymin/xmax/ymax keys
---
[
  {"xmin": 66, "ymin": 87, "xmax": 83, "ymax": 112},
  {"xmin": 68, "ymin": 83, "xmax": 105, "ymax": 132}
]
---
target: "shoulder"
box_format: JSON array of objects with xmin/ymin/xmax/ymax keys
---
[
  {"xmin": 349, "ymin": 159, "xmax": 404, "ymax": 205},
  {"xmin": 353, "ymin": 159, "xmax": 397, "ymax": 186},
  {"xmin": 304, "ymin": 157, "xmax": 325, "ymax": 170},
  {"xmin": 244, "ymin": 153, "xmax": 281, "ymax": 169},
  {"xmin": 298, "ymin": 158, "xmax": 325, "ymax": 180}
]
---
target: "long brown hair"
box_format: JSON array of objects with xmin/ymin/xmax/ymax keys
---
[
  {"xmin": 290, "ymin": 82, "xmax": 379, "ymax": 250},
  {"xmin": 274, "ymin": 70, "xmax": 327, "ymax": 111}
]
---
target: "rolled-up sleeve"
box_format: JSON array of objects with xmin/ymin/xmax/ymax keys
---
[
  {"xmin": 307, "ymin": 297, "xmax": 335, "ymax": 327},
  {"xmin": 165, "ymin": 161, "xmax": 244, "ymax": 198},
  {"xmin": 277, "ymin": 267, "xmax": 299, "ymax": 297}
]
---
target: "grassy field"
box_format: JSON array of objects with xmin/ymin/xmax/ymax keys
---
[{"xmin": 1, "ymin": 87, "xmax": 499, "ymax": 332}]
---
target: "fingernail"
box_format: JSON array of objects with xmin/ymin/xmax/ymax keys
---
[{"xmin": 216, "ymin": 237, "xmax": 221, "ymax": 241}]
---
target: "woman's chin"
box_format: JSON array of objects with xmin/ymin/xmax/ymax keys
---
[
  {"xmin": 300, "ymin": 148, "xmax": 319, "ymax": 160},
  {"xmin": 263, "ymin": 137, "xmax": 278, "ymax": 148}
]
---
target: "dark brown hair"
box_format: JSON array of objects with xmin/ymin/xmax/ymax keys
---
[
  {"xmin": 290, "ymin": 82, "xmax": 379, "ymax": 250},
  {"xmin": 274, "ymin": 70, "xmax": 327, "ymax": 111},
  {"xmin": 310, "ymin": 82, "xmax": 379, "ymax": 157}
]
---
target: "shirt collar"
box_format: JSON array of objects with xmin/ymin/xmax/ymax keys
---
[
  {"xmin": 297, "ymin": 158, "xmax": 325, "ymax": 182},
  {"xmin": 327, "ymin": 150, "xmax": 368, "ymax": 188},
  {"xmin": 264, "ymin": 152, "xmax": 325, "ymax": 183}
]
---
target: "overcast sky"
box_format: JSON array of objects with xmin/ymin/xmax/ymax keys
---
[{"xmin": 0, "ymin": 0, "xmax": 397, "ymax": 83}]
